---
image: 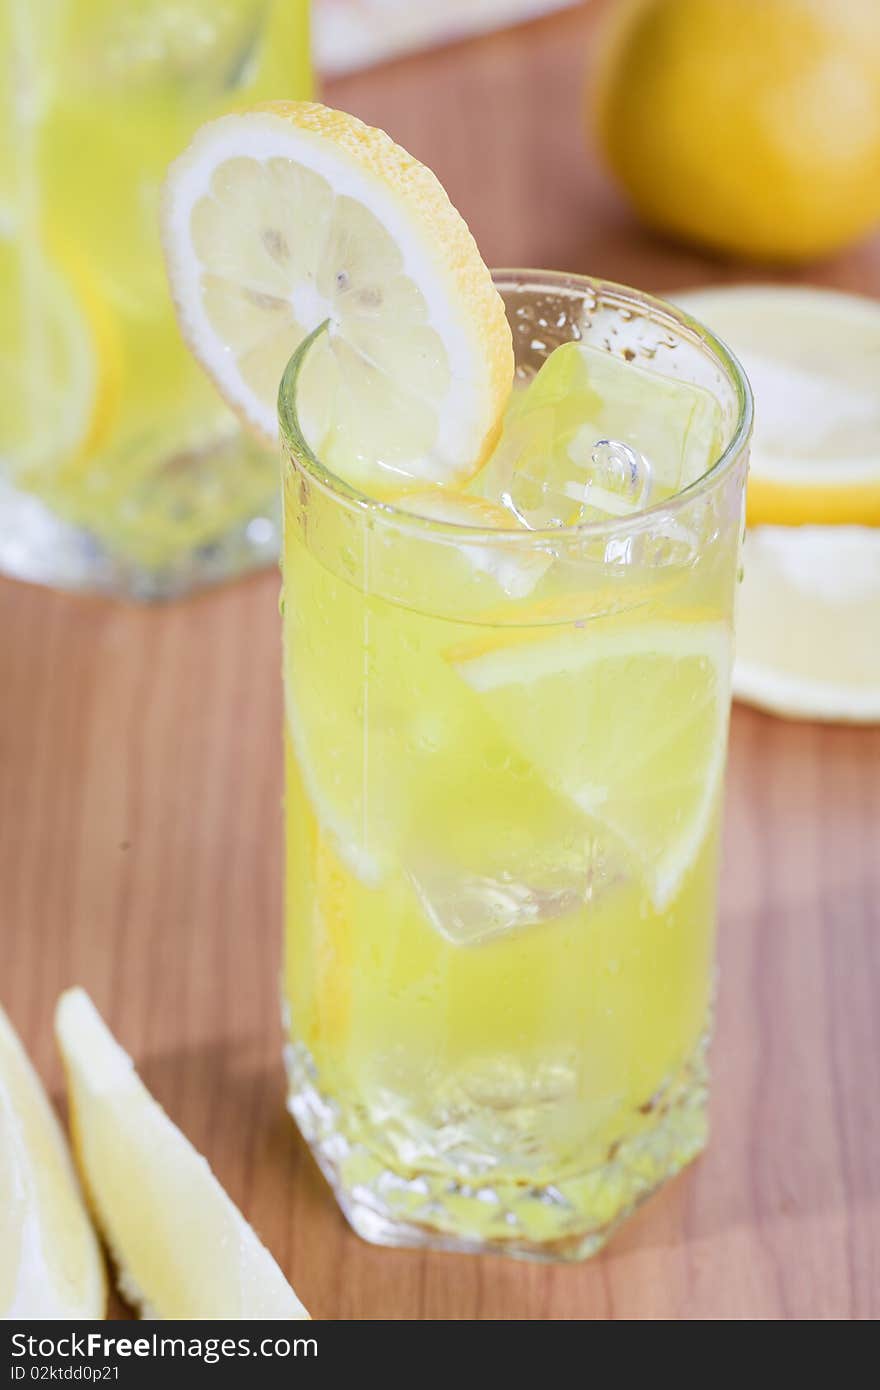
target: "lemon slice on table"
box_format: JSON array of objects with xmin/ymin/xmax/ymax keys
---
[
  {"xmin": 0, "ymin": 241, "xmax": 119, "ymax": 479},
  {"xmin": 56, "ymin": 989, "xmax": 309, "ymax": 1320},
  {"xmin": 734, "ymin": 526, "xmax": 880, "ymax": 723},
  {"xmin": 162, "ymin": 100, "xmax": 513, "ymax": 494},
  {"xmin": 675, "ymin": 286, "xmax": 880, "ymax": 526},
  {"xmin": 451, "ymin": 621, "xmax": 731, "ymax": 909},
  {"xmin": 0, "ymin": 1004, "xmax": 105, "ymax": 1318}
]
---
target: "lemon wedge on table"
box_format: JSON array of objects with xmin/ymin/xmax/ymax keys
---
[
  {"xmin": 451, "ymin": 620, "xmax": 731, "ymax": 910},
  {"xmin": 161, "ymin": 100, "xmax": 513, "ymax": 495},
  {"xmin": 674, "ymin": 286, "xmax": 880, "ymax": 527},
  {"xmin": 0, "ymin": 1004, "xmax": 105, "ymax": 1318},
  {"xmin": 56, "ymin": 988, "xmax": 309, "ymax": 1320}
]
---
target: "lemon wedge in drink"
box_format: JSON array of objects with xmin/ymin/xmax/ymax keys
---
[
  {"xmin": 394, "ymin": 487, "xmax": 554, "ymax": 597},
  {"xmin": 0, "ymin": 1004, "xmax": 105, "ymax": 1318},
  {"xmin": 452, "ymin": 620, "xmax": 731, "ymax": 908},
  {"xmin": 675, "ymin": 286, "xmax": 880, "ymax": 526},
  {"xmin": 55, "ymin": 989, "xmax": 309, "ymax": 1320},
  {"xmin": 162, "ymin": 100, "xmax": 513, "ymax": 493}
]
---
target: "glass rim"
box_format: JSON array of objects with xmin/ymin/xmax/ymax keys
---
[{"xmin": 277, "ymin": 267, "xmax": 754, "ymax": 546}]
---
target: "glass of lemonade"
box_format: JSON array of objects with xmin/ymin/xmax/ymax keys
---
[
  {"xmin": 0, "ymin": 0, "xmax": 310, "ymax": 597},
  {"xmin": 280, "ymin": 271, "xmax": 752, "ymax": 1260}
]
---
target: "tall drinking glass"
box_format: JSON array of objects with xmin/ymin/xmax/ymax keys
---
[
  {"xmin": 280, "ymin": 271, "xmax": 752, "ymax": 1260},
  {"xmin": 0, "ymin": 0, "xmax": 311, "ymax": 597}
]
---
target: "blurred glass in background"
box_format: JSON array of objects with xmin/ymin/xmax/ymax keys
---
[{"xmin": 0, "ymin": 0, "xmax": 311, "ymax": 598}]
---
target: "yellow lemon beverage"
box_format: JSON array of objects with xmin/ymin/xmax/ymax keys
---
[
  {"xmin": 158, "ymin": 104, "xmax": 751, "ymax": 1258},
  {"xmin": 280, "ymin": 274, "xmax": 751, "ymax": 1260},
  {"xmin": 0, "ymin": 0, "xmax": 310, "ymax": 596}
]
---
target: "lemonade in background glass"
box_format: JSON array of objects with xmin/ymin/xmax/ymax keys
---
[
  {"xmin": 0, "ymin": 0, "xmax": 311, "ymax": 596},
  {"xmin": 280, "ymin": 272, "xmax": 752, "ymax": 1259}
]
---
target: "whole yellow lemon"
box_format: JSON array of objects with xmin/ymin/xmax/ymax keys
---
[{"xmin": 594, "ymin": 0, "xmax": 880, "ymax": 263}]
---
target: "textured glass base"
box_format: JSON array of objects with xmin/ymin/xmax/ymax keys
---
[
  {"xmin": 0, "ymin": 475, "xmax": 280, "ymax": 600},
  {"xmin": 284, "ymin": 1035, "xmax": 709, "ymax": 1263}
]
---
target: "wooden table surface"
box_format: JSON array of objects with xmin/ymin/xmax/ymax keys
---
[{"xmin": 3, "ymin": 4, "xmax": 879, "ymax": 1320}]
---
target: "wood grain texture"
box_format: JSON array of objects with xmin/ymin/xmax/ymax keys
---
[{"xmin": 2, "ymin": 3, "xmax": 879, "ymax": 1320}]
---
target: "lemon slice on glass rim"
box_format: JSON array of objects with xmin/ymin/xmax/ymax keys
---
[{"xmin": 161, "ymin": 100, "xmax": 513, "ymax": 496}]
